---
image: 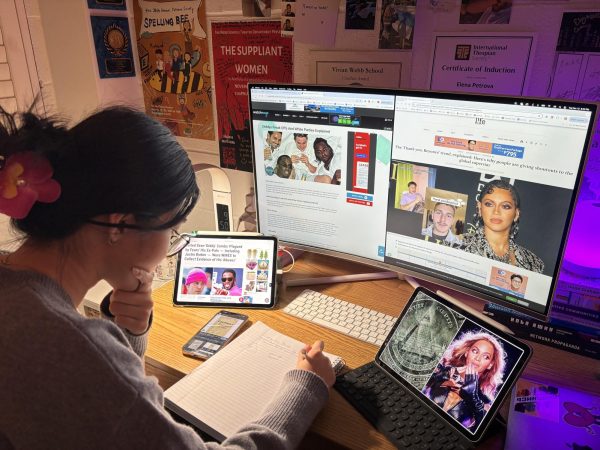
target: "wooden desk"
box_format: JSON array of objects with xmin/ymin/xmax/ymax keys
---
[{"xmin": 146, "ymin": 252, "xmax": 600, "ymax": 449}]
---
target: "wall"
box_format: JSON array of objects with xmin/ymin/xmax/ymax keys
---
[{"xmin": 14, "ymin": 0, "xmax": 600, "ymax": 232}]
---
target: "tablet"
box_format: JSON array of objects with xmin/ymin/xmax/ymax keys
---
[
  {"xmin": 376, "ymin": 287, "xmax": 532, "ymax": 443},
  {"xmin": 173, "ymin": 233, "xmax": 278, "ymax": 308}
]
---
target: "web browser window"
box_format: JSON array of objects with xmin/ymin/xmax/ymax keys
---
[
  {"xmin": 251, "ymin": 86, "xmax": 395, "ymax": 261},
  {"xmin": 386, "ymin": 95, "xmax": 593, "ymax": 314}
]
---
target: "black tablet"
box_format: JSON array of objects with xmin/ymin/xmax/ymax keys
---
[
  {"xmin": 173, "ymin": 233, "xmax": 278, "ymax": 308},
  {"xmin": 376, "ymin": 287, "xmax": 532, "ymax": 444}
]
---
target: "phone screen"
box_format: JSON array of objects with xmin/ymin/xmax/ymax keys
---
[{"xmin": 182, "ymin": 311, "xmax": 248, "ymax": 359}]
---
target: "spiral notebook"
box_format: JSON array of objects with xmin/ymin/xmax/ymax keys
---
[{"xmin": 164, "ymin": 321, "xmax": 345, "ymax": 441}]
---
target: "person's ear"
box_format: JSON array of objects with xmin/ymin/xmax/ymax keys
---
[
  {"xmin": 515, "ymin": 208, "xmax": 520, "ymax": 222},
  {"xmin": 105, "ymin": 213, "xmax": 129, "ymax": 244}
]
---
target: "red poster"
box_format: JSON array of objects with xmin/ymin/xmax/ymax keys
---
[{"xmin": 212, "ymin": 21, "xmax": 293, "ymax": 172}]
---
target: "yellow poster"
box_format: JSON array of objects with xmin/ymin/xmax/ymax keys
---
[{"xmin": 133, "ymin": 0, "xmax": 214, "ymax": 139}]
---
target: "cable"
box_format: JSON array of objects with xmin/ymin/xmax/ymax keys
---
[{"xmin": 278, "ymin": 246, "xmax": 296, "ymax": 273}]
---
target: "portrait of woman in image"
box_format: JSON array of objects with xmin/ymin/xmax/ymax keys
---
[
  {"xmin": 461, "ymin": 179, "xmax": 544, "ymax": 273},
  {"xmin": 423, "ymin": 331, "xmax": 506, "ymax": 431}
]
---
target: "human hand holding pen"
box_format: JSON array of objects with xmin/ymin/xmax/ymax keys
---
[{"xmin": 296, "ymin": 340, "xmax": 336, "ymax": 388}]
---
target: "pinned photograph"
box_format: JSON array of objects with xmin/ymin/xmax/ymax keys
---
[{"xmin": 459, "ymin": 0, "xmax": 512, "ymax": 25}]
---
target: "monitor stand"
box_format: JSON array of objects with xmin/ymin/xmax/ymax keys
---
[{"xmin": 281, "ymin": 249, "xmax": 514, "ymax": 335}]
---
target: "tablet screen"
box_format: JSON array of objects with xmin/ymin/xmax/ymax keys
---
[
  {"xmin": 376, "ymin": 288, "xmax": 531, "ymax": 442},
  {"xmin": 173, "ymin": 234, "xmax": 278, "ymax": 308}
]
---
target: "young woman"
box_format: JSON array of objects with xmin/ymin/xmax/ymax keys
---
[
  {"xmin": 423, "ymin": 331, "xmax": 506, "ymax": 431},
  {"xmin": 0, "ymin": 106, "xmax": 334, "ymax": 448},
  {"xmin": 461, "ymin": 179, "xmax": 544, "ymax": 273}
]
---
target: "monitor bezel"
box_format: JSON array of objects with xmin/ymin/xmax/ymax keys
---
[{"xmin": 248, "ymin": 82, "xmax": 598, "ymax": 320}]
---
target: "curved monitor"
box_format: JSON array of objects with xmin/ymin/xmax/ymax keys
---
[{"xmin": 248, "ymin": 83, "xmax": 597, "ymax": 320}]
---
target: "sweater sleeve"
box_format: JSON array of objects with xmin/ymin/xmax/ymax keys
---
[
  {"xmin": 114, "ymin": 368, "xmax": 329, "ymax": 450},
  {"xmin": 220, "ymin": 369, "xmax": 330, "ymax": 449},
  {"xmin": 100, "ymin": 292, "xmax": 151, "ymax": 357}
]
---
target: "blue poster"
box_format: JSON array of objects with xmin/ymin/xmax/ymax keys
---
[{"xmin": 90, "ymin": 16, "xmax": 135, "ymax": 78}]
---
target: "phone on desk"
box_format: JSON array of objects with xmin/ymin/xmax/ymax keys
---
[{"xmin": 182, "ymin": 310, "xmax": 249, "ymax": 360}]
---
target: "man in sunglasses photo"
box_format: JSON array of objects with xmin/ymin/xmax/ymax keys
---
[{"xmin": 212, "ymin": 268, "xmax": 243, "ymax": 296}]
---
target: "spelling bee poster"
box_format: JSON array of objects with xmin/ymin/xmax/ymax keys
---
[{"xmin": 133, "ymin": 0, "xmax": 214, "ymax": 140}]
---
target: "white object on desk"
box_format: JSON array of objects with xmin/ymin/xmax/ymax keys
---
[
  {"xmin": 189, "ymin": 163, "xmax": 232, "ymax": 232},
  {"xmin": 283, "ymin": 289, "xmax": 396, "ymax": 346}
]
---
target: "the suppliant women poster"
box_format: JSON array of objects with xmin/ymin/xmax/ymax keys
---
[
  {"xmin": 212, "ymin": 20, "xmax": 293, "ymax": 172},
  {"xmin": 133, "ymin": 0, "xmax": 214, "ymax": 140}
]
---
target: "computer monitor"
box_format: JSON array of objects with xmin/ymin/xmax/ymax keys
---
[{"xmin": 248, "ymin": 83, "xmax": 597, "ymax": 320}]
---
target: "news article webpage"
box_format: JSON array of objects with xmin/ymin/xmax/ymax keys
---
[
  {"xmin": 254, "ymin": 119, "xmax": 393, "ymax": 261},
  {"xmin": 385, "ymin": 98, "xmax": 591, "ymax": 311},
  {"xmin": 176, "ymin": 237, "xmax": 275, "ymax": 305}
]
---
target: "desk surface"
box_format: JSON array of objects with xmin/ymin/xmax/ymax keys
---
[{"xmin": 147, "ymin": 252, "xmax": 600, "ymax": 449}]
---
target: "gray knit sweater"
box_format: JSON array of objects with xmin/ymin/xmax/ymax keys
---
[{"xmin": 0, "ymin": 267, "xmax": 329, "ymax": 449}]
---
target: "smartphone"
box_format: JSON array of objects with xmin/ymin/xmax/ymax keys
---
[{"xmin": 182, "ymin": 310, "xmax": 249, "ymax": 360}]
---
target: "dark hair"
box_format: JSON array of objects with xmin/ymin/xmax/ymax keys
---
[
  {"xmin": 510, "ymin": 274, "xmax": 523, "ymax": 282},
  {"xmin": 293, "ymin": 133, "xmax": 307, "ymax": 140},
  {"xmin": 433, "ymin": 202, "xmax": 456, "ymax": 213},
  {"xmin": 313, "ymin": 137, "xmax": 329, "ymax": 149},
  {"xmin": 0, "ymin": 106, "xmax": 198, "ymax": 240},
  {"xmin": 479, "ymin": 179, "xmax": 520, "ymax": 209},
  {"xmin": 222, "ymin": 269, "xmax": 236, "ymax": 279},
  {"xmin": 468, "ymin": 139, "xmax": 476, "ymax": 144},
  {"xmin": 408, "ymin": 181, "xmax": 416, "ymax": 187},
  {"xmin": 277, "ymin": 154, "xmax": 292, "ymax": 165},
  {"xmin": 267, "ymin": 130, "xmax": 281, "ymax": 137}
]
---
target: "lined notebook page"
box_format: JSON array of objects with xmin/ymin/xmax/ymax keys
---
[{"xmin": 164, "ymin": 321, "xmax": 344, "ymax": 439}]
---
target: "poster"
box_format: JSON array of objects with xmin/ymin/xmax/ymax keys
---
[
  {"xmin": 459, "ymin": 0, "xmax": 512, "ymax": 25},
  {"xmin": 429, "ymin": 34, "xmax": 535, "ymax": 95},
  {"xmin": 90, "ymin": 16, "xmax": 135, "ymax": 79},
  {"xmin": 557, "ymin": 12, "xmax": 600, "ymax": 52},
  {"xmin": 133, "ymin": 0, "xmax": 214, "ymax": 140},
  {"xmin": 311, "ymin": 50, "xmax": 411, "ymax": 88},
  {"xmin": 212, "ymin": 21, "xmax": 293, "ymax": 172}
]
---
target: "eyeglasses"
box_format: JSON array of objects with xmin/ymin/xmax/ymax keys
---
[
  {"xmin": 167, "ymin": 229, "xmax": 192, "ymax": 257},
  {"xmin": 87, "ymin": 219, "xmax": 192, "ymax": 257},
  {"xmin": 221, "ymin": 277, "xmax": 234, "ymax": 282}
]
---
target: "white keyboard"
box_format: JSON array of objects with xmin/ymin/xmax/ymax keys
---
[{"xmin": 283, "ymin": 289, "xmax": 396, "ymax": 346}]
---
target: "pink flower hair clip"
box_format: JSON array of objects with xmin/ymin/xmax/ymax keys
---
[{"xmin": 0, "ymin": 152, "xmax": 61, "ymax": 219}]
